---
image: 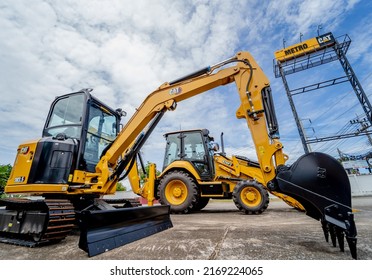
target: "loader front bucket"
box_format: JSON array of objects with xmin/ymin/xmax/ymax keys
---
[
  {"xmin": 76, "ymin": 205, "xmax": 172, "ymax": 257},
  {"xmin": 275, "ymin": 152, "xmax": 357, "ymax": 259}
]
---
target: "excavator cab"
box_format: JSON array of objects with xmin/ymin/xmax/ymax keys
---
[
  {"xmin": 42, "ymin": 89, "xmax": 122, "ymax": 174},
  {"xmin": 163, "ymin": 129, "xmax": 216, "ymax": 181}
]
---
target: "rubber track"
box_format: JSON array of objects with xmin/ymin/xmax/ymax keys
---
[
  {"xmin": 41, "ymin": 199, "xmax": 75, "ymax": 243},
  {"xmin": 0, "ymin": 199, "xmax": 75, "ymax": 246}
]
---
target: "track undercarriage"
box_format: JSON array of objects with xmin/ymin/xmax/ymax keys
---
[{"xmin": 0, "ymin": 198, "xmax": 75, "ymax": 247}]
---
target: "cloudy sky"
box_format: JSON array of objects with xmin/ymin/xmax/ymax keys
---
[{"xmin": 1, "ymin": 0, "xmax": 371, "ymax": 170}]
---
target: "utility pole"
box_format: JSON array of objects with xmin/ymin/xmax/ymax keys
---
[{"xmin": 350, "ymin": 116, "xmax": 372, "ymax": 146}]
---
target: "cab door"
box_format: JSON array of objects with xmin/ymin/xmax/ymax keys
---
[
  {"xmin": 182, "ymin": 131, "xmax": 214, "ymax": 180},
  {"xmin": 82, "ymin": 101, "xmax": 119, "ymax": 172}
]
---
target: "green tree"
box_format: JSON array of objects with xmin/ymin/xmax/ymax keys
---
[
  {"xmin": 116, "ymin": 182, "xmax": 127, "ymax": 191},
  {"xmin": 138, "ymin": 161, "xmax": 160, "ymax": 183},
  {"xmin": 0, "ymin": 164, "xmax": 12, "ymax": 194}
]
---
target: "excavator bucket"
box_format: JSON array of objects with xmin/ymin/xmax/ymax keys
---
[
  {"xmin": 275, "ymin": 152, "xmax": 357, "ymax": 259},
  {"xmin": 76, "ymin": 205, "xmax": 172, "ymax": 257}
]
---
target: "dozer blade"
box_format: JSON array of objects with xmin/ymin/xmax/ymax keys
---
[
  {"xmin": 76, "ymin": 205, "xmax": 172, "ymax": 257},
  {"xmin": 275, "ymin": 152, "xmax": 357, "ymax": 259}
]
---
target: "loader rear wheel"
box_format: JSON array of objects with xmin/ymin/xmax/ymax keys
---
[
  {"xmin": 157, "ymin": 171, "xmax": 198, "ymax": 214},
  {"xmin": 233, "ymin": 180, "xmax": 269, "ymax": 214}
]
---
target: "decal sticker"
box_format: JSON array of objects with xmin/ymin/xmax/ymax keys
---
[
  {"xmin": 14, "ymin": 176, "xmax": 25, "ymax": 183},
  {"xmin": 20, "ymin": 146, "xmax": 29, "ymax": 154},
  {"xmin": 169, "ymin": 87, "xmax": 182, "ymax": 95}
]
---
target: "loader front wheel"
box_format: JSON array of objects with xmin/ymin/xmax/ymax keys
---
[
  {"xmin": 233, "ymin": 181, "xmax": 269, "ymax": 214},
  {"xmin": 157, "ymin": 171, "xmax": 199, "ymax": 214}
]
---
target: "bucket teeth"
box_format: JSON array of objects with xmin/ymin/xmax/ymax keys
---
[
  {"xmin": 346, "ymin": 236, "xmax": 357, "ymax": 260},
  {"xmin": 320, "ymin": 221, "xmax": 357, "ymax": 259},
  {"xmin": 345, "ymin": 212, "xmax": 357, "ymax": 259},
  {"xmin": 335, "ymin": 227, "xmax": 345, "ymax": 252},
  {"xmin": 329, "ymin": 224, "xmax": 337, "ymax": 247},
  {"xmin": 321, "ymin": 221, "xmax": 329, "ymax": 243}
]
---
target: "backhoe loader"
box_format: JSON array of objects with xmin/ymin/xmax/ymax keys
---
[
  {"xmin": 130, "ymin": 128, "xmax": 304, "ymax": 214},
  {"xmin": 2, "ymin": 51, "xmax": 357, "ymax": 258}
]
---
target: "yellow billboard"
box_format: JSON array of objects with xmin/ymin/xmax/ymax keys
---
[{"xmin": 274, "ymin": 32, "xmax": 335, "ymax": 62}]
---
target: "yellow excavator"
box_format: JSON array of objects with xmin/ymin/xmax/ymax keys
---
[
  {"xmin": 2, "ymin": 51, "xmax": 357, "ymax": 258},
  {"xmin": 130, "ymin": 128, "xmax": 304, "ymax": 214}
]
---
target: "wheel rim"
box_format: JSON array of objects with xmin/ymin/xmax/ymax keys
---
[
  {"xmin": 165, "ymin": 179, "xmax": 188, "ymax": 205},
  {"xmin": 240, "ymin": 186, "xmax": 262, "ymax": 208}
]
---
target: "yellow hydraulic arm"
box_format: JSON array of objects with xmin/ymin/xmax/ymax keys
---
[{"xmin": 96, "ymin": 51, "xmax": 285, "ymax": 194}]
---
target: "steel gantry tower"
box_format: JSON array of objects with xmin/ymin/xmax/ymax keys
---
[{"xmin": 274, "ymin": 32, "xmax": 372, "ymax": 154}]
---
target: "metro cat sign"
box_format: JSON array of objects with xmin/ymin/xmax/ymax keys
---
[{"xmin": 274, "ymin": 32, "xmax": 336, "ymax": 62}]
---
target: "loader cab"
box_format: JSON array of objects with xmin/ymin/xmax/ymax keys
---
[
  {"xmin": 163, "ymin": 129, "xmax": 217, "ymax": 180},
  {"xmin": 43, "ymin": 89, "xmax": 122, "ymax": 173}
]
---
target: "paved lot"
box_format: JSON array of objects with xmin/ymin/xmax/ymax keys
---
[{"xmin": 0, "ymin": 197, "xmax": 371, "ymax": 260}]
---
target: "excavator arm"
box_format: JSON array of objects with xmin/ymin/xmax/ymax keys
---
[
  {"xmin": 96, "ymin": 51, "xmax": 356, "ymax": 258},
  {"xmin": 99, "ymin": 52, "xmax": 282, "ymax": 190}
]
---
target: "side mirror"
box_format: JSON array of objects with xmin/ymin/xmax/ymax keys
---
[{"xmin": 116, "ymin": 108, "xmax": 127, "ymax": 117}]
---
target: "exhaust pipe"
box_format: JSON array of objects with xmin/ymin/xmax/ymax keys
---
[
  {"xmin": 274, "ymin": 152, "xmax": 357, "ymax": 259},
  {"xmin": 220, "ymin": 132, "xmax": 226, "ymax": 156}
]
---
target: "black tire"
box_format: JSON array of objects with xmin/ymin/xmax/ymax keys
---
[
  {"xmin": 192, "ymin": 197, "xmax": 210, "ymax": 211},
  {"xmin": 157, "ymin": 170, "xmax": 199, "ymax": 214},
  {"xmin": 232, "ymin": 180, "xmax": 269, "ymax": 214},
  {"xmin": 32, "ymin": 233, "xmax": 43, "ymax": 242}
]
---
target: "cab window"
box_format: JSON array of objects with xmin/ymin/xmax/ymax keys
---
[
  {"xmin": 183, "ymin": 132, "xmax": 206, "ymax": 161},
  {"xmin": 44, "ymin": 93, "xmax": 84, "ymax": 138},
  {"xmin": 163, "ymin": 134, "xmax": 181, "ymax": 169}
]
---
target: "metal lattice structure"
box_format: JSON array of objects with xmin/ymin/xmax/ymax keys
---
[{"xmin": 274, "ymin": 33, "xmax": 372, "ymax": 154}]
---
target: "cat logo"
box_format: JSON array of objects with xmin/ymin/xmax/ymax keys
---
[
  {"xmin": 316, "ymin": 32, "xmax": 335, "ymax": 47},
  {"xmin": 14, "ymin": 176, "xmax": 25, "ymax": 183},
  {"xmin": 169, "ymin": 87, "xmax": 182, "ymax": 95}
]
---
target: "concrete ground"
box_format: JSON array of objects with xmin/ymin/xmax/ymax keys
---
[{"xmin": 0, "ymin": 196, "xmax": 371, "ymax": 260}]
